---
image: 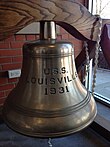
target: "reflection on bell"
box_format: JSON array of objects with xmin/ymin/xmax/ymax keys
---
[{"xmin": 3, "ymin": 21, "xmax": 97, "ymax": 137}]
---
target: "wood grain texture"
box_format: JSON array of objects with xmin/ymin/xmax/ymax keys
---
[
  {"xmin": 0, "ymin": 0, "xmax": 100, "ymax": 41},
  {"xmin": 102, "ymin": 19, "xmax": 110, "ymax": 26}
]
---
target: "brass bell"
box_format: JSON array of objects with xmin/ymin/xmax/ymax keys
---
[{"xmin": 3, "ymin": 21, "xmax": 97, "ymax": 137}]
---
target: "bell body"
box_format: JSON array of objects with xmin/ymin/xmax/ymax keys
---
[
  {"xmin": 3, "ymin": 21, "xmax": 97, "ymax": 137},
  {"xmin": 3, "ymin": 39, "xmax": 96, "ymax": 137}
]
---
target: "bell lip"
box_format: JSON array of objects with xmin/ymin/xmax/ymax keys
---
[
  {"xmin": 3, "ymin": 110, "xmax": 97, "ymax": 138},
  {"xmin": 3, "ymin": 92, "xmax": 97, "ymax": 138}
]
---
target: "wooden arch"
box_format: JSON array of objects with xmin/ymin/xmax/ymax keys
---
[{"xmin": 0, "ymin": 0, "xmax": 101, "ymax": 68}]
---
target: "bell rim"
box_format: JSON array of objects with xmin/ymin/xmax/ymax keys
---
[{"xmin": 3, "ymin": 110, "xmax": 97, "ymax": 138}]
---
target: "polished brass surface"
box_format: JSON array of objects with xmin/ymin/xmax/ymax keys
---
[
  {"xmin": 40, "ymin": 21, "xmax": 56, "ymax": 40},
  {"xmin": 3, "ymin": 21, "xmax": 97, "ymax": 137}
]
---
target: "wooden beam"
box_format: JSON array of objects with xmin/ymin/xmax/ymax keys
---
[
  {"xmin": 0, "ymin": 0, "xmax": 100, "ymax": 41},
  {"xmin": 103, "ymin": 19, "xmax": 110, "ymax": 26}
]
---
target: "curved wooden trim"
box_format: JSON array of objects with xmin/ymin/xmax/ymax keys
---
[{"xmin": 0, "ymin": 0, "xmax": 99, "ymax": 41}]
